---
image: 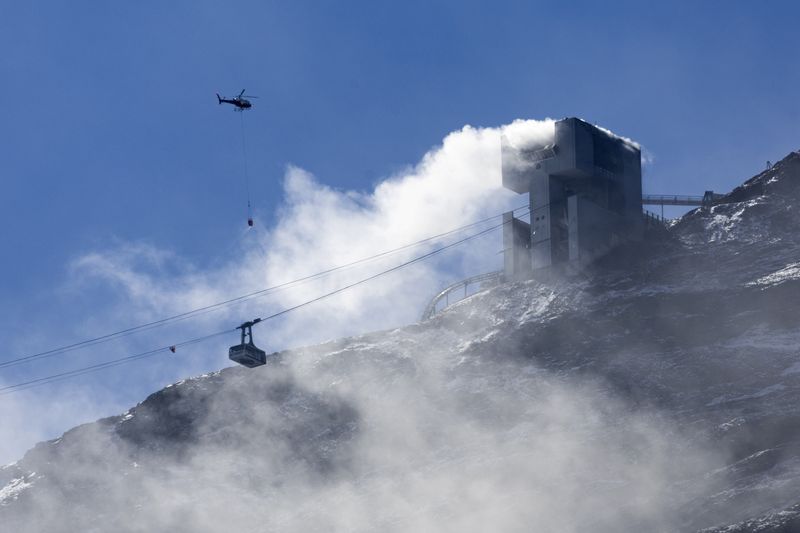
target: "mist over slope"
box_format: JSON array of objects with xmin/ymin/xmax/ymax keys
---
[{"xmin": 2, "ymin": 152, "xmax": 800, "ymax": 532}]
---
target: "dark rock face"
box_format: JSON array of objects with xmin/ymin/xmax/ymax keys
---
[
  {"xmin": 0, "ymin": 367, "xmax": 360, "ymax": 532},
  {"xmin": 2, "ymin": 151, "xmax": 800, "ymax": 532}
]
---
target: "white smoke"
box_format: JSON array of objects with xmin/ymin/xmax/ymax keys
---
[
  {"xmin": 63, "ymin": 120, "xmax": 558, "ymax": 352},
  {"xmin": 0, "ymin": 119, "xmax": 556, "ymax": 465}
]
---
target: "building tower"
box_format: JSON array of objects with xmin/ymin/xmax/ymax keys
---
[{"xmin": 501, "ymin": 117, "xmax": 643, "ymax": 279}]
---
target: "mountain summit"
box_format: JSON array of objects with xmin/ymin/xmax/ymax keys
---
[{"xmin": 3, "ymin": 151, "xmax": 800, "ymax": 532}]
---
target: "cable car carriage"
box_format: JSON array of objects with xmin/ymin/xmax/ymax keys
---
[{"xmin": 229, "ymin": 319, "xmax": 267, "ymax": 368}]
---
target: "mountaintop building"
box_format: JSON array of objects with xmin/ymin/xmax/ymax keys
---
[{"xmin": 501, "ymin": 117, "xmax": 644, "ymax": 279}]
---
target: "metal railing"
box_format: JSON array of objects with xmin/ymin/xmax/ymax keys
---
[
  {"xmin": 643, "ymin": 209, "xmax": 668, "ymax": 227},
  {"xmin": 421, "ymin": 271, "xmax": 503, "ymax": 321},
  {"xmin": 642, "ymin": 194, "xmax": 706, "ymax": 206}
]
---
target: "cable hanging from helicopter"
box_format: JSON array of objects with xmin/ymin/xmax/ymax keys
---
[{"xmin": 217, "ymin": 89, "xmax": 259, "ymax": 227}]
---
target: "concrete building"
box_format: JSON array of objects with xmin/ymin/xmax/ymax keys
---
[{"xmin": 501, "ymin": 117, "xmax": 643, "ymax": 279}]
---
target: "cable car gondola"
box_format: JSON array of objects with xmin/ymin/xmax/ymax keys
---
[{"xmin": 229, "ymin": 319, "xmax": 267, "ymax": 368}]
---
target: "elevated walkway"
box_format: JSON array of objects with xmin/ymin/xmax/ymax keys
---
[
  {"xmin": 421, "ymin": 271, "xmax": 503, "ymax": 321},
  {"xmin": 642, "ymin": 191, "xmax": 724, "ymax": 207}
]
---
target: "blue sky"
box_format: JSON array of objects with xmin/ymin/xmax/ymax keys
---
[{"xmin": 1, "ymin": 1, "xmax": 798, "ymax": 462}]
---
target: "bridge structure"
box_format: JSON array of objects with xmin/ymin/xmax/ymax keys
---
[
  {"xmin": 642, "ymin": 191, "xmax": 723, "ymax": 217},
  {"xmin": 643, "ymin": 194, "xmax": 705, "ymax": 206}
]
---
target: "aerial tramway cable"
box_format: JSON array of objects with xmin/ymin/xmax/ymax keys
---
[
  {"xmin": 0, "ymin": 205, "xmax": 528, "ymax": 370},
  {"xmin": 0, "ymin": 212, "xmax": 527, "ymax": 395},
  {"xmin": 0, "ymin": 331, "xmax": 231, "ymax": 396},
  {"xmin": 248, "ymin": 221, "xmax": 510, "ymax": 325}
]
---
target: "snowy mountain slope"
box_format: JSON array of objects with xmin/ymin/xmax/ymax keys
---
[{"xmin": 2, "ymin": 151, "xmax": 800, "ymax": 532}]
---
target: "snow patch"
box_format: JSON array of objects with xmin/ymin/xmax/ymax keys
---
[
  {"xmin": 706, "ymin": 206, "xmax": 747, "ymax": 243},
  {"xmin": 518, "ymin": 293, "xmax": 557, "ymax": 324},
  {"xmin": 686, "ymin": 198, "xmax": 768, "ymax": 245},
  {"xmin": 708, "ymin": 384, "xmax": 786, "ymax": 406},
  {"xmin": 718, "ymin": 417, "xmax": 746, "ymax": 432},
  {"xmin": 456, "ymin": 330, "xmax": 499, "ymax": 353},
  {"xmin": 747, "ymin": 263, "xmax": 800, "ymax": 288},
  {"xmin": 0, "ymin": 475, "xmax": 34, "ymax": 505},
  {"xmin": 720, "ymin": 329, "xmax": 800, "ymax": 351}
]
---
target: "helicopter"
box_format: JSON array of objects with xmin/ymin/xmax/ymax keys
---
[{"xmin": 216, "ymin": 89, "xmax": 257, "ymax": 110}]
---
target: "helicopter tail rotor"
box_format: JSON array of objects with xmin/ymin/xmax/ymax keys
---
[{"xmin": 216, "ymin": 93, "xmax": 222, "ymax": 104}]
